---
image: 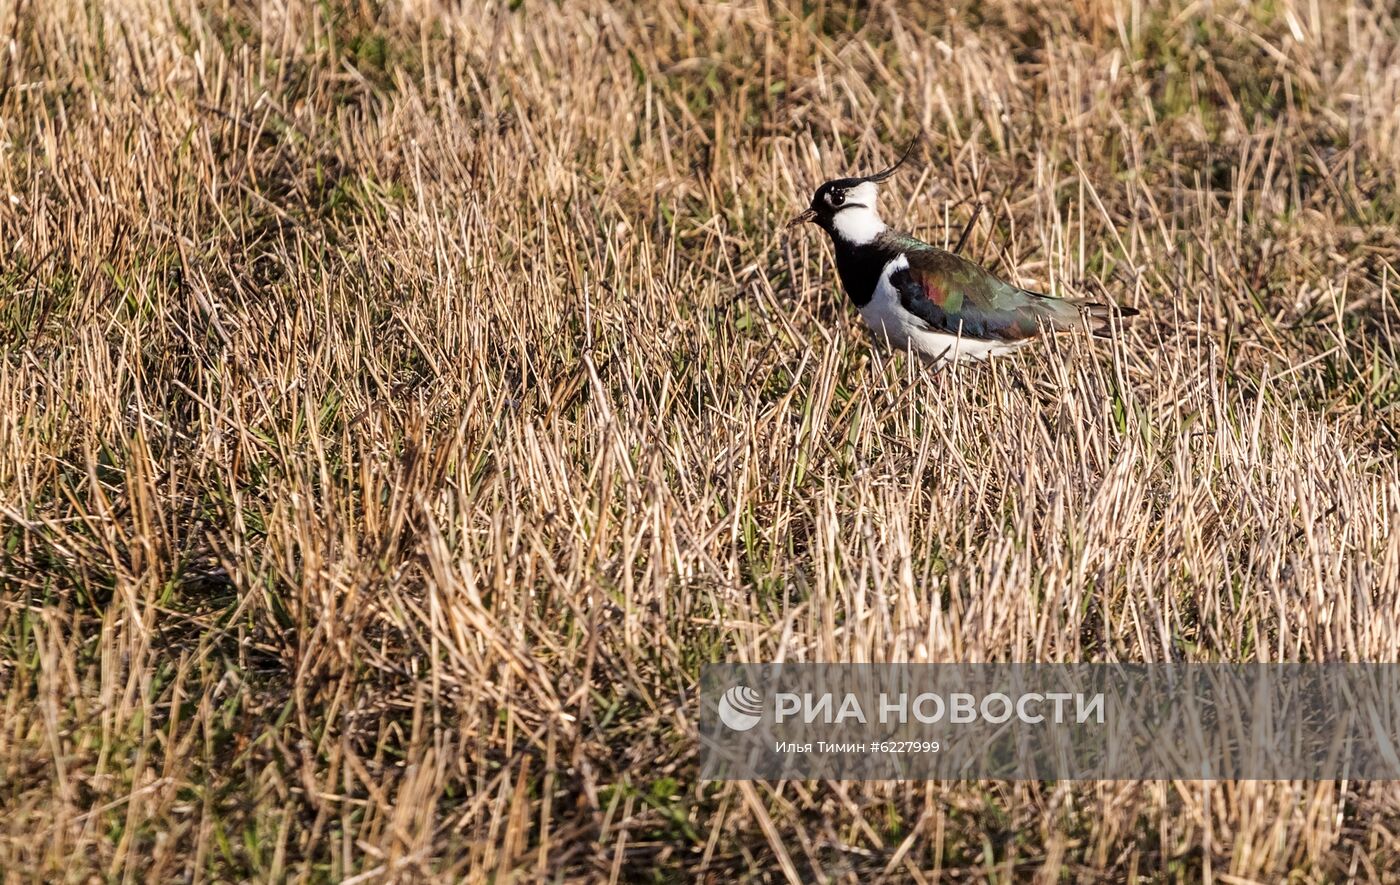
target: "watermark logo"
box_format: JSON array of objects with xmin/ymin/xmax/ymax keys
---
[
  {"xmin": 717, "ymin": 685, "xmax": 763, "ymax": 731},
  {"xmin": 701, "ymin": 664, "xmax": 1400, "ymax": 780}
]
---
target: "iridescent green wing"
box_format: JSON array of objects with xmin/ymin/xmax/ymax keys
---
[{"xmin": 888, "ymin": 241, "xmax": 1080, "ymax": 341}]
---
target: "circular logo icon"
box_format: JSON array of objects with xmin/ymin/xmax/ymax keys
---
[{"xmin": 717, "ymin": 685, "xmax": 763, "ymax": 731}]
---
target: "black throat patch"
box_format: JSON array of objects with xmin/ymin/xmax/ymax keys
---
[{"xmin": 827, "ymin": 232, "xmax": 899, "ymax": 308}]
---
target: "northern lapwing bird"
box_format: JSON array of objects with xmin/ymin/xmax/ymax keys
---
[{"xmin": 790, "ymin": 143, "xmax": 1137, "ymax": 365}]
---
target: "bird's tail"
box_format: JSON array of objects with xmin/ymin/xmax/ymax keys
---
[{"xmin": 1076, "ymin": 301, "xmax": 1139, "ymax": 338}]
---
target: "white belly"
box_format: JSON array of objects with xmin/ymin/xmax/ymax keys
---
[{"xmin": 859, "ymin": 255, "xmax": 1028, "ymax": 365}]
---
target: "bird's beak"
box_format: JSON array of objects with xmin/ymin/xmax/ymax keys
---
[{"xmin": 787, "ymin": 208, "xmax": 817, "ymax": 228}]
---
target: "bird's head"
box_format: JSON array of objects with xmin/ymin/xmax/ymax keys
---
[{"xmin": 789, "ymin": 139, "xmax": 918, "ymax": 245}]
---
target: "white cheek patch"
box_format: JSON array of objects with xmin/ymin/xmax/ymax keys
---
[
  {"xmin": 847, "ymin": 181, "xmax": 879, "ymax": 205},
  {"xmin": 828, "ymin": 181, "xmax": 886, "ymax": 245},
  {"xmin": 832, "ymin": 205, "xmax": 886, "ymax": 245}
]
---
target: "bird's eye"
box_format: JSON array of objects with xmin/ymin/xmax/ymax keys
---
[{"xmin": 829, "ymin": 191, "xmax": 846, "ymax": 207}]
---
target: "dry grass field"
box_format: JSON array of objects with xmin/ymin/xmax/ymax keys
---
[{"xmin": 3, "ymin": 0, "xmax": 1400, "ymax": 880}]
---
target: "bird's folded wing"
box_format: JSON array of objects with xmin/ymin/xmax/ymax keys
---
[{"xmin": 890, "ymin": 247, "xmax": 1080, "ymax": 342}]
